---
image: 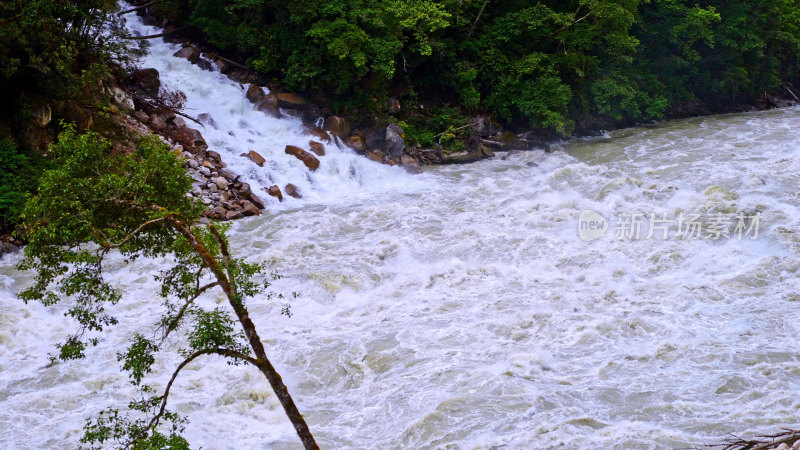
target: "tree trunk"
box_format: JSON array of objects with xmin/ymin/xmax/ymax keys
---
[{"xmin": 169, "ymin": 218, "xmax": 319, "ymax": 449}]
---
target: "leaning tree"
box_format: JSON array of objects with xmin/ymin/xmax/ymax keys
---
[{"xmin": 17, "ymin": 125, "xmax": 318, "ymax": 449}]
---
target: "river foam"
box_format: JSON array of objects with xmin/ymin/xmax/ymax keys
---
[{"xmin": 1, "ymin": 11, "xmax": 799, "ymax": 450}]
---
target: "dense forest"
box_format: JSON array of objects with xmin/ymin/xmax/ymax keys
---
[
  {"xmin": 2, "ymin": 0, "xmax": 800, "ymax": 228},
  {"xmin": 2, "ymin": 2, "xmax": 800, "ymax": 448}
]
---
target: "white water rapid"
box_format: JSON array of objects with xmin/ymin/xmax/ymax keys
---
[{"xmin": 1, "ymin": 11, "xmax": 799, "ymax": 450}]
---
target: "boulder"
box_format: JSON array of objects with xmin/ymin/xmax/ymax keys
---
[
  {"xmin": 469, "ymin": 115, "xmax": 503, "ymax": 137},
  {"xmin": 246, "ymin": 85, "xmax": 265, "ymax": 103},
  {"xmin": 343, "ymin": 135, "xmax": 366, "ymax": 153},
  {"xmin": 277, "ymin": 92, "xmax": 307, "ymax": 110},
  {"xmin": 249, "ymin": 194, "xmax": 266, "ymax": 209},
  {"xmin": 235, "ymin": 182, "xmax": 252, "ymax": 196},
  {"xmin": 198, "ymin": 113, "xmax": 217, "ymax": 128},
  {"xmin": 174, "ymin": 45, "xmax": 201, "ymax": 64},
  {"xmin": 220, "ymin": 168, "xmax": 238, "ymax": 180},
  {"xmin": 267, "ymin": 185, "xmax": 283, "ymax": 202},
  {"xmin": 55, "ymin": 100, "xmax": 93, "ymax": 131},
  {"xmin": 400, "ymin": 155, "xmax": 423, "ymax": 174},
  {"xmin": 285, "ymin": 183, "xmax": 301, "ymax": 198},
  {"xmin": 32, "ymin": 104, "xmax": 51, "ymax": 128},
  {"xmin": 255, "ymin": 94, "xmax": 281, "ymax": 118},
  {"xmin": 364, "ymin": 128, "xmax": 385, "ymax": 150},
  {"xmin": 149, "ymin": 113, "xmax": 167, "ymax": 131},
  {"xmin": 384, "ymin": 124, "xmax": 405, "ymax": 157},
  {"xmin": 386, "ymin": 97, "xmax": 401, "ymax": 115},
  {"xmin": 365, "ymin": 151, "xmax": 383, "ymax": 163},
  {"xmin": 308, "ymin": 140, "xmax": 325, "ymax": 156},
  {"xmin": 128, "ymin": 68, "xmax": 160, "ymax": 97},
  {"xmin": 206, "ymin": 150, "xmax": 221, "ymax": 162},
  {"xmin": 225, "ymin": 209, "xmax": 244, "ymax": 220},
  {"xmin": 214, "ymin": 58, "xmax": 230, "ymax": 74},
  {"xmin": 241, "ymin": 201, "xmax": 261, "ymax": 216},
  {"xmin": 170, "ymin": 116, "xmax": 186, "ymax": 128},
  {"xmin": 196, "ymin": 57, "xmax": 214, "ymax": 71},
  {"xmin": 244, "ymin": 150, "xmax": 265, "ymax": 166},
  {"xmin": 285, "ymin": 145, "xmax": 320, "ymax": 171},
  {"xmin": 442, "ymin": 150, "xmax": 483, "ymax": 164},
  {"xmin": 303, "ymin": 127, "xmax": 331, "ymax": 143},
  {"xmin": 323, "ymin": 116, "xmax": 352, "ymax": 137},
  {"xmin": 213, "ymin": 206, "xmax": 228, "ymax": 218},
  {"xmin": 172, "ymin": 126, "xmax": 207, "ymax": 150},
  {"xmin": 211, "ymin": 176, "xmax": 228, "ymax": 190},
  {"xmin": 109, "ymin": 86, "xmax": 135, "ymax": 111}
]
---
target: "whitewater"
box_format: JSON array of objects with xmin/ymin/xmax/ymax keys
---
[{"xmin": 1, "ymin": 11, "xmax": 799, "ymax": 450}]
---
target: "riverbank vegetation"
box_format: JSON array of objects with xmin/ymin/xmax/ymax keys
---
[
  {"xmin": 153, "ymin": 0, "xmax": 800, "ymax": 136},
  {"xmin": 3, "ymin": 0, "xmax": 800, "ymax": 230},
  {"xmin": 18, "ymin": 126, "xmax": 318, "ymax": 448}
]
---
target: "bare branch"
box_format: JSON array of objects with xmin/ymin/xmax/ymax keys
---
[
  {"xmin": 121, "ymin": 27, "xmax": 187, "ymax": 40},
  {"xmin": 118, "ymin": 0, "xmax": 165, "ymax": 15},
  {"xmin": 468, "ymin": 0, "xmax": 489, "ymax": 37},
  {"xmin": 126, "ymin": 347, "xmax": 258, "ymax": 449},
  {"xmin": 158, "ymin": 281, "xmax": 220, "ymax": 343},
  {"xmin": 102, "ymin": 216, "xmax": 172, "ymax": 250},
  {"xmin": 129, "ymin": 92, "xmax": 202, "ymax": 125}
]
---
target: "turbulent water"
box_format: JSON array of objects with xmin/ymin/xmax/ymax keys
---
[{"xmin": 2, "ymin": 12, "xmax": 800, "ymax": 450}]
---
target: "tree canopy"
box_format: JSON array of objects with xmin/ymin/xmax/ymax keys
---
[
  {"xmin": 151, "ymin": 0, "xmax": 800, "ymax": 134},
  {"xmin": 17, "ymin": 126, "xmax": 318, "ymax": 449}
]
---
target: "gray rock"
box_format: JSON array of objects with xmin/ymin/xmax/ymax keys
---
[
  {"xmin": 128, "ymin": 68, "xmax": 160, "ymax": 98},
  {"xmin": 198, "ymin": 113, "xmax": 217, "ymax": 128},
  {"xmin": 212, "ymin": 176, "xmax": 228, "ymax": 190},
  {"xmin": 385, "ymin": 124, "xmax": 405, "ymax": 157},
  {"xmin": 32, "ymin": 104, "xmax": 52, "ymax": 128},
  {"xmin": 220, "ymin": 168, "xmax": 237, "ymax": 180},
  {"xmin": 109, "ymin": 87, "xmax": 135, "ymax": 111},
  {"xmin": 174, "ymin": 46, "xmax": 201, "ymax": 64}
]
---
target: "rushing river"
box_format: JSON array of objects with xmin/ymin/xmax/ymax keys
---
[{"xmin": 2, "ymin": 12, "xmax": 800, "ymax": 450}]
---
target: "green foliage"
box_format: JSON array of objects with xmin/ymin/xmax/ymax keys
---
[
  {"xmin": 0, "ymin": 138, "xmax": 46, "ymax": 230},
  {"xmin": 18, "ymin": 127, "xmax": 301, "ymax": 447},
  {"xmin": 0, "ymin": 0, "xmax": 135, "ymax": 118},
  {"xmin": 157, "ymin": 0, "xmax": 800, "ymax": 134}
]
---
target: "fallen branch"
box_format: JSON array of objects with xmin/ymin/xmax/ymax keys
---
[
  {"xmin": 214, "ymin": 54, "xmax": 248, "ymax": 70},
  {"xmin": 785, "ymin": 85, "xmax": 799, "ymax": 101},
  {"xmin": 468, "ymin": 0, "xmax": 489, "ymax": 37},
  {"xmin": 118, "ymin": 0, "xmax": 165, "ymax": 15},
  {"xmin": 130, "ymin": 91, "xmax": 202, "ymax": 125},
  {"xmin": 709, "ymin": 428, "xmax": 800, "ymax": 450},
  {"xmin": 121, "ymin": 26, "xmax": 187, "ymax": 40}
]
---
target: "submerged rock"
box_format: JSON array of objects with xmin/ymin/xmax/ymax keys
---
[
  {"xmin": 128, "ymin": 68, "xmax": 160, "ymax": 98},
  {"xmin": 308, "ymin": 140, "xmax": 325, "ymax": 156},
  {"xmin": 343, "ymin": 135, "xmax": 366, "ymax": 153},
  {"xmin": 323, "ymin": 116, "xmax": 352, "ymax": 137},
  {"xmin": 246, "ymin": 85, "xmax": 265, "ymax": 103},
  {"xmin": 267, "ymin": 185, "xmax": 283, "ymax": 202},
  {"xmin": 277, "ymin": 92, "xmax": 307, "ymax": 110},
  {"xmin": 245, "ymin": 150, "xmax": 266, "ymax": 166},
  {"xmin": 285, "ymin": 145, "xmax": 320, "ymax": 171},
  {"xmin": 285, "ymin": 183, "xmax": 301, "ymax": 198},
  {"xmin": 173, "ymin": 45, "xmax": 201, "ymax": 64},
  {"xmin": 384, "ymin": 124, "xmax": 405, "ymax": 157}
]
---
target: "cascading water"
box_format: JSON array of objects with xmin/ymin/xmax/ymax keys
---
[
  {"xmin": 1, "ymin": 10, "xmax": 800, "ymax": 450},
  {"xmin": 122, "ymin": 14, "xmax": 426, "ymax": 206}
]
